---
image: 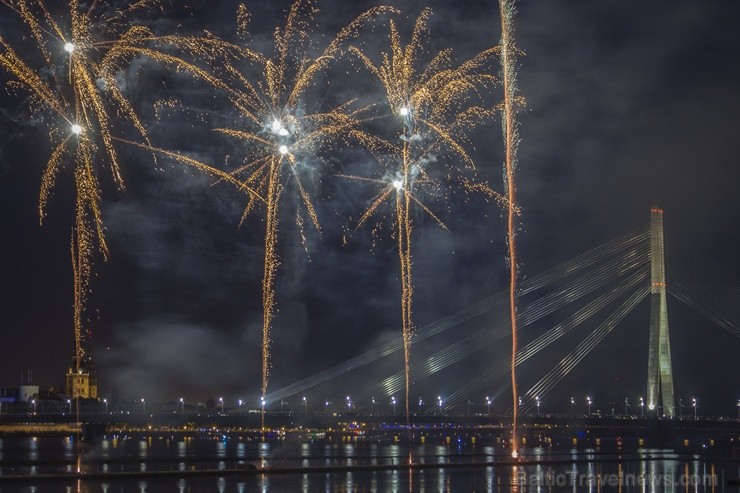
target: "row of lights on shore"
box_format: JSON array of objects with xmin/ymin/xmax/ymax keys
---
[{"xmin": 23, "ymin": 395, "xmax": 731, "ymax": 418}]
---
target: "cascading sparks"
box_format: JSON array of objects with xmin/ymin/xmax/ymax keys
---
[
  {"xmin": 345, "ymin": 8, "xmax": 508, "ymax": 425},
  {"xmin": 193, "ymin": 0, "xmax": 397, "ymax": 433},
  {"xmin": 0, "ymin": 0, "xmax": 163, "ymax": 372},
  {"xmin": 498, "ymin": 0, "xmax": 523, "ymax": 459},
  {"xmin": 0, "ymin": 0, "xmax": 256, "ymax": 378}
]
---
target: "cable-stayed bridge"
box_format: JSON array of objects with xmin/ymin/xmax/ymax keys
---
[{"xmin": 266, "ymin": 209, "xmax": 740, "ymax": 417}]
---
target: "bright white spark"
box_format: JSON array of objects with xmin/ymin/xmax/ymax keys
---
[
  {"xmin": 71, "ymin": 124, "xmax": 83, "ymax": 135},
  {"xmin": 278, "ymin": 145, "xmax": 289, "ymax": 155},
  {"xmin": 278, "ymin": 128, "xmax": 289, "ymax": 137},
  {"xmin": 392, "ymin": 179, "xmax": 403, "ymax": 190},
  {"xmin": 64, "ymin": 42, "xmax": 75, "ymax": 53},
  {"xmin": 271, "ymin": 119, "xmax": 282, "ymax": 134},
  {"xmin": 399, "ymin": 106, "xmax": 409, "ymax": 116}
]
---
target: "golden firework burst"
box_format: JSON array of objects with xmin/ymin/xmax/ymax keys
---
[{"xmin": 346, "ymin": 8, "xmax": 508, "ymax": 424}]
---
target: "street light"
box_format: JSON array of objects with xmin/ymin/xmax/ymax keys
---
[
  {"xmin": 640, "ymin": 397, "xmax": 644, "ymax": 417},
  {"xmin": 624, "ymin": 398, "xmax": 629, "ymax": 416},
  {"xmin": 141, "ymin": 398, "xmax": 146, "ymax": 414},
  {"xmin": 535, "ymin": 396, "xmax": 540, "ymax": 416},
  {"xmin": 391, "ymin": 396, "xmax": 397, "ymax": 415},
  {"xmin": 586, "ymin": 396, "xmax": 592, "ymax": 416},
  {"xmin": 219, "ymin": 397, "xmax": 224, "ymax": 413},
  {"xmin": 67, "ymin": 399, "xmax": 72, "ymax": 414},
  {"xmin": 31, "ymin": 399, "xmax": 36, "ymax": 414},
  {"xmin": 346, "ymin": 396, "xmax": 351, "ymax": 411},
  {"xmin": 418, "ymin": 397, "xmax": 423, "ymax": 414},
  {"xmin": 179, "ymin": 398, "xmax": 184, "ymax": 414},
  {"xmin": 302, "ymin": 396, "xmax": 307, "ymax": 414},
  {"xmin": 371, "ymin": 397, "xmax": 375, "ymax": 415},
  {"xmin": 104, "ymin": 398, "xmax": 108, "ymax": 414},
  {"xmin": 485, "ymin": 396, "xmax": 491, "ymax": 416},
  {"xmin": 438, "ymin": 396, "xmax": 443, "ymax": 414},
  {"xmin": 692, "ymin": 398, "xmax": 697, "ymax": 419},
  {"xmin": 570, "ymin": 397, "xmax": 575, "ymax": 417}
]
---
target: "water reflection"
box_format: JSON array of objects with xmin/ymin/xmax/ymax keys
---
[
  {"xmin": 138, "ymin": 438, "xmax": 148, "ymax": 459},
  {"xmin": 177, "ymin": 439, "xmax": 186, "ymax": 458},
  {"xmin": 0, "ymin": 435, "xmax": 731, "ymax": 493},
  {"xmin": 259, "ymin": 441, "xmax": 270, "ymax": 469},
  {"xmin": 259, "ymin": 472, "xmax": 269, "ymax": 493},
  {"xmin": 63, "ymin": 435, "xmax": 74, "ymax": 461}
]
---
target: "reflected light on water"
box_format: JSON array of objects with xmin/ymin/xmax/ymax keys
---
[{"xmin": 0, "ymin": 434, "xmax": 731, "ymax": 492}]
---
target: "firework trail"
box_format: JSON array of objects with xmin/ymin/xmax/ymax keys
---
[
  {"xmin": 347, "ymin": 8, "xmax": 505, "ymax": 426},
  {"xmin": 498, "ymin": 0, "xmax": 523, "ymax": 459},
  {"xmin": 0, "ymin": 0, "xmax": 241, "ymax": 381},
  {"xmin": 0, "ymin": 0, "xmax": 157, "ymax": 376},
  {"xmin": 194, "ymin": 1, "xmax": 396, "ymax": 431}
]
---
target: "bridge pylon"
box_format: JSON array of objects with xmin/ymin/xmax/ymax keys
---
[{"xmin": 646, "ymin": 207, "xmax": 675, "ymax": 417}]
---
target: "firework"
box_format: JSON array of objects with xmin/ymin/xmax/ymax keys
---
[
  {"xmin": 498, "ymin": 0, "xmax": 523, "ymax": 459},
  {"xmin": 0, "ymin": 0, "xmax": 151, "ymax": 374},
  {"xmin": 198, "ymin": 1, "xmax": 397, "ymax": 430},
  {"xmin": 0, "ymin": 0, "xmax": 238, "ymax": 377},
  {"xmin": 347, "ymin": 8, "xmax": 504, "ymax": 424}
]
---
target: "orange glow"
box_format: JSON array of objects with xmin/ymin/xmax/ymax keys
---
[{"xmin": 499, "ymin": 0, "xmax": 522, "ymax": 460}]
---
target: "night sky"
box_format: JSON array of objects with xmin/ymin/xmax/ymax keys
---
[{"xmin": 1, "ymin": 0, "xmax": 739, "ymax": 415}]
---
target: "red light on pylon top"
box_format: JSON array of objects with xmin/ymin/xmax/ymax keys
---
[{"xmin": 651, "ymin": 207, "xmax": 663, "ymax": 214}]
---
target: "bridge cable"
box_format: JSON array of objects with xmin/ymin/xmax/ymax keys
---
[
  {"xmin": 517, "ymin": 286, "xmax": 650, "ymax": 413},
  {"xmin": 265, "ymin": 225, "xmax": 650, "ymax": 405},
  {"xmin": 440, "ymin": 267, "xmax": 649, "ymax": 411},
  {"xmin": 358, "ymin": 245, "xmax": 650, "ymax": 404}
]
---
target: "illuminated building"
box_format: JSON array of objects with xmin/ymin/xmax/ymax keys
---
[{"xmin": 65, "ymin": 325, "xmax": 98, "ymax": 400}]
